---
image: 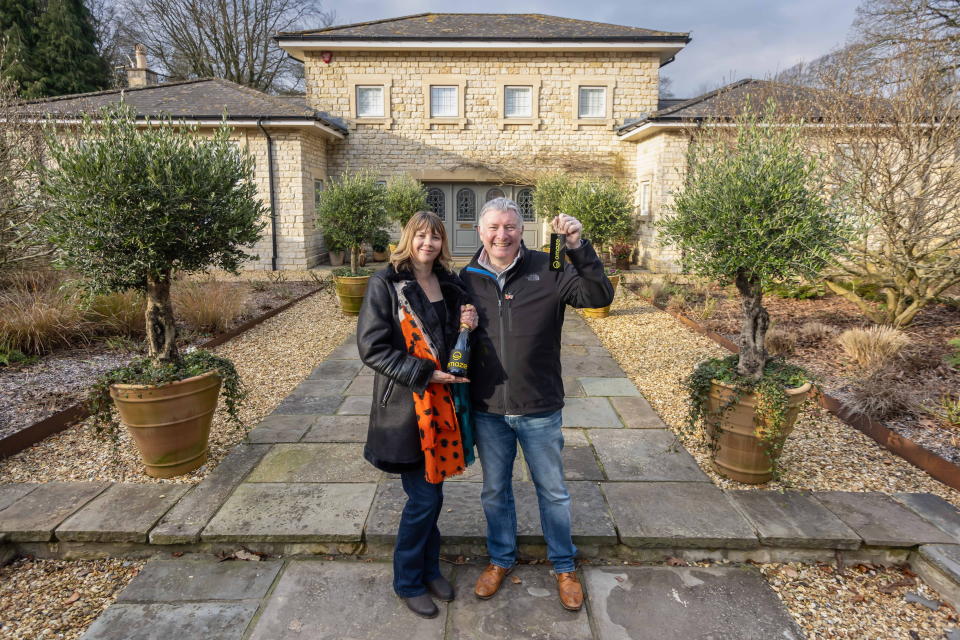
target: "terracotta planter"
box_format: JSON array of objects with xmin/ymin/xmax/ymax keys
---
[
  {"xmin": 705, "ymin": 379, "xmax": 812, "ymax": 484},
  {"xmin": 583, "ymin": 274, "xmax": 621, "ymax": 319},
  {"xmin": 335, "ymin": 275, "xmax": 370, "ymax": 315},
  {"xmin": 328, "ymin": 250, "xmax": 344, "ymax": 266},
  {"xmin": 110, "ymin": 371, "xmax": 221, "ymax": 478}
]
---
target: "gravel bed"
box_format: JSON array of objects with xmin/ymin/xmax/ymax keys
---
[
  {"xmin": 0, "ymin": 555, "xmax": 145, "ymax": 640},
  {"xmin": 0, "ymin": 280, "xmax": 318, "ymax": 439},
  {"xmin": 759, "ymin": 561, "xmax": 958, "ymax": 638},
  {"xmin": 582, "ymin": 290, "xmax": 960, "ymax": 507},
  {"xmin": 0, "ymin": 287, "xmax": 356, "ymax": 484},
  {"xmin": 0, "ymin": 349, "xmax": 135, "ymax": 440}
]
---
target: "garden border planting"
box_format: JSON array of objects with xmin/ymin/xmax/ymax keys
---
[
  {"xmin": 632, "ymin": 288, "xmax": 960, "ymax": 492},
  {"xmin": 0, "ymin": 284, "xmax": 326, "ymax": 459}
]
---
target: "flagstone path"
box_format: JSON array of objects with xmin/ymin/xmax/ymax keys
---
[{"xmin": 6, "ymin": 312, "xmax": 960, "ymax": 638}]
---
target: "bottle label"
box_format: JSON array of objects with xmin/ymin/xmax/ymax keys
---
[{"xmin": 447, "ymin": 350, "xmax": 467, "ymax": 373}]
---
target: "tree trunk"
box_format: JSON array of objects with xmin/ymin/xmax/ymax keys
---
[
  {"xmin": 735, "ymin": 273, "xmax": 768, "ymax": 380},
  {"xmin": 350, "ymin": 246, "xmax": 358, "ymax": 275},
  {"xmin": 145, "ymin": 272, "xmax": 179, "ymax": 363}
]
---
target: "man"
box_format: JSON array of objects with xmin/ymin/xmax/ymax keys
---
[{"xmin": 459, "ymin": 197, "xmax": 613, "ymax": 611}]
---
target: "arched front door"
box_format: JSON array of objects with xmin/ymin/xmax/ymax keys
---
[{"xmin": 422, "ymin": 183, "xmax": 539, "ymax": 256}]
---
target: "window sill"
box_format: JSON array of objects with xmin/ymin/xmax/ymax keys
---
[
  {"xmin": 424, "ymin": 117, "xmax": 467, "ymax": 130},
  {"xmin": 350, "ymin": 117, "xmax": 393, "ymax": 129},
  {"xmin": 572, "ymin": 118, "xmax": 615, "ymax": 130},
  {"xmin": 497, "ymin": 117, "xmax": 541, "ymax": 130}
]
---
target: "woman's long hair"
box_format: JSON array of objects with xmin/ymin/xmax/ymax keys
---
[{"xmin": 390, "ymin": 211, "xmax": 453, "ymax": 273}]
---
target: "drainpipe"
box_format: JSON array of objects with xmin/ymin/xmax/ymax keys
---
[{"xmin": 257, "ymin": 117, "xmax": 279, "ymax": 271}]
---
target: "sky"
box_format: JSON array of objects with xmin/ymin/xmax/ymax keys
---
[{"xmin": 324, "ymin": 0, "xmax": 863, "ymax": 97}]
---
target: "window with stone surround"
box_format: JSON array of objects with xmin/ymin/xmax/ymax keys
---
[
  {"xmin": 639, "ymin": 181, "xmax": 651, "ymax": 218},
  {"xmin": 348, "ymin": 75, "xmax": 392, "ymax": 127},
  {"xmin": 314, "ymin": 179, "xmax": 324, "ymax": 210},
  {"xmin": 571, "ymin": 76, "xmax": 616, "ymax": 129},
  {"xmin": 422, "ymin": 75, "xmax": 466, "ymax": 129},
  {"xmin": 496, "ymin": 76, "xmax": 541, "ymax": 130}
]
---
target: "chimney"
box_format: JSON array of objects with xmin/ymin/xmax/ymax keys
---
[{"xmin": 127, "ymin": 44, "xmax": 158, "ymax": 88}]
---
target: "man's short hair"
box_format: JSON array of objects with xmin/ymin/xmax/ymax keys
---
[{"xmin": 478, "ymin": 197, "xmax": 524, "ymax": 227}]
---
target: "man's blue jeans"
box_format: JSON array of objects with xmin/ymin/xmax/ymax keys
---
[
  {"xmin": 475, "ymin": 410, "xmax": 577, "ymax": 574},
  {"xmin": 393, "ymin": 469, "xmax": 443, "ymax": 597}
]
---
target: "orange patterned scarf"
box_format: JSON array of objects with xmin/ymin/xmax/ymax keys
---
[{"xmin": 395, "ymin": 283, "xmax": 465, "ymax": 484}]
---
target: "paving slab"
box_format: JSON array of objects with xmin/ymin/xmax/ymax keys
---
[
  {"xmin": 301, "ymin": 415, "xmax": 369, "ymax": 443},
  {"xmin": 327, "ymin": 339, "xmax": 361, "ymax": 360},
  {"xmin": 604, "ymin": 482, "xmax": 758, "ymax": 548},
  {"xmin": 609, "ymin": 396, "xmax": 666, "ymax": 429},
  {"xmin": 561, "ymin": 429, "xmax": 604, "ymax": 481},
  {"xmin": 306, "ymin": 360, "xmax": 363, "ymax": 380},
  {"xmin": 578, "ymin": 377, "xmax": 642, "ymax": 397},
  {"xmin": 248, "ymin": 560, "xmax": 445, "ymax": 639},
  {"xmin": 288, "ymin": 378, "xmax": 351, "ymax": 397},
  {"xmin": 366, "ymin": 480, "xmax": 615, "ymax": 545},
  {"xmin": 584, "ymin": 565, "xmax": 802, "ymax": 640},
  {"xmin": 445, "ymin": 456, "xmax": 525, "ymax": 483},
  {"xmin": 814, "ymin": 491, "xmax": 956, "ymax": 547},
  {"xmin": 344, "ymin": 376, "xmax": 375, "ymax": 396},
  {"xmin": 561, "ymin": 330, "xmax": 601, "ymax": 347},
  {"xmin": 358, "ymin": 365, "xmax": 375, "ymax": 376},
  {"xmin": 0, "ymin": 482, "xmax": 109, "ymax": 542},
  {"xmin": 202, "ymin": 482, "xmax": 376, "ymax": 542},
  {"xmin": 894, "ymin": 492, "xmax": 960, "ymax": 541},
  {"xmin": 245, "ymin": 443, "xmax": 380, "ymax": 483},
  {"xmin": 337, "ymin": 395, "xmax": 372, "ymax": 415},
  {"xmin": 919, "ymin": 544, "xmax": 960, "ymax": 584},
  {"xmin": 562, "ymin": 376, "xmax": 585, "ymax": 397},
  {"xmin": 560, "ymin": 355, "xmax": 625, "ymax": 378},
  {"xmin": 246, "ymin": 415, "xmax": 313, "ymax": 443},
  {"xmin": 79, "ymin": 602, "xmax": 258, "ymax": 640},
  {"xmin": 151, "ymin": 444, "xmax": 270, "ymax": 544},
  {"xmin": 57, "ymin": 483, "xmax": 190, "ymax": 543},
  {"xmin": 562, "ymin": 397, "xmax": 623, "ymax": 428},
  {"xmin": 728, "ymin": 490, "xmax": 860, "ymax": 549},
  {"xmin": 271, "ymin": 393, "xmax": 343, "ymax": 416},
  {"xmin": 449, "ymin": 565, "xmax": 591, "ymax": 640},
  {"xmin": 590, "ymin": 430, "xmax": 709, "ymax": 482},
  {"xmin": 0, "ymin": 483, "xmax": 37, "ymax": 512},
  {"xmin": 117, "ymin": 558, "xmax": 282, "ymax": 602}
]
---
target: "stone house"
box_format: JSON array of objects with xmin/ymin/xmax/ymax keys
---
[{"xmin": 23, "ymin": 14, "xmax": 809, "ymax": 272}]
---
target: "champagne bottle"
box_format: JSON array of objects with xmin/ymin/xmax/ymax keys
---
[{"xmin": 447, "ymin": 323, "xmax": 471, "ymax": 376}]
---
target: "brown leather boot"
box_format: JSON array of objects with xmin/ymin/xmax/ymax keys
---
[
  {"xmin": 474, "ymin": 564, "xmax": 512, "ymax": 599},
  {"xmin": 556, "ymin": 571, "xmax": 583, "ymax": 611}
]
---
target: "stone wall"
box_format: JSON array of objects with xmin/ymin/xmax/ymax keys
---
[
  {"xmin": 304, "ymin": 50, "xmax": 661, "ymax": 184},
  {"xmin": 634, "ymin": 129, "xmax": 690, "ymax": 272},
  {"xmin": 241, "ymin": 128, "xmax": 328, "ymax": 270}
]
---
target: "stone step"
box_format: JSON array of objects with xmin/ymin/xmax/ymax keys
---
[{"xmin": 80, "ymin": 558, "xmax": 802, "ymax": 640}]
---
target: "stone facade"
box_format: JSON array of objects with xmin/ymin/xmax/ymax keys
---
[
  {"xmin": 633, "ymin": 130, "xmax": 690, "ymax": 272},
  {"xmin": 241, "ymin": 128, "xmax": 328, "ymax": 270},
  {"xmin": 304, "ymin": 50, "xmax": 659, "ymax": 184}
]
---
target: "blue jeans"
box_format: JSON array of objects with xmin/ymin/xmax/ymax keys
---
[
  {"xmin": 393, "ymin": 469, "xmax": 443, "ymax": 597},
  {"xmin": 475, "ymin": 410, "xmax": 577, "ymax": 574}
]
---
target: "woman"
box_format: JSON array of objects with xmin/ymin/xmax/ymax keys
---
[{"xmin": 357, "ymin": 211, "xmax": 477, "ymax": 619}]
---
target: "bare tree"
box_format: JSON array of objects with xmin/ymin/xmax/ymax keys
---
[
  {"xmin": 119, "ymin": 0, "xmax": 335, "ymax": 93},
  {"xmin": 86, "ymin": 0, "xmax": 129, "ymax": 87},
  {"xmin": 0, "ymin": 78, "xmax": 50, "ymax": 271},
  {"xmin": 814, "ymin": 43, "xmax": 960, "ymax": 327},
  {"xmin": 659, "ymin": 75, "xmax": 675, "ymax": 99},
  {"xmin": 850, "ymin": 0, "xmax": 960, "ymax": 78}
]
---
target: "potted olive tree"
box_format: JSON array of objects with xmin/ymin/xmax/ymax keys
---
[
  {"xmin": 384, "ymin": 173, "xmax": 427, "ymax": 243},
  {"xmin": 40, "ymin": 105, "xmax": 265, "ymax": 478},
  {"xmin": 658, "ymin": 105, "xmax": 849, "ymax": 483},
  {"xmin": 316, "ymin": 171, "xmax": 388, "ymax": 314},
  {"xmin": 561, "ymin": 177, "xmax": 635, "ymax": 317}
]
